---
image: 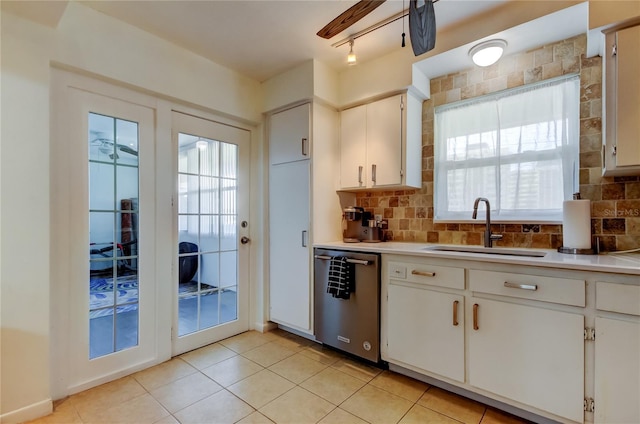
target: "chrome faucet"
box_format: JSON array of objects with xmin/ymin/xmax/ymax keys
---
[{"xmin": 472, "ymin": 197, "xmax": 503, "ymax": 248}]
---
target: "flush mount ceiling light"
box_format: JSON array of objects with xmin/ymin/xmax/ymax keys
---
[
  {"xmin": 347, "ymin": 39, "xmax": 357, "ymax": 65},
  {"xmin": 469, "ymin": 39, "xmax": 507, "ymax": 67}
]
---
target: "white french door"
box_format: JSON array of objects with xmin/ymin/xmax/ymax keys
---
[
  {"xmin": 171, "ymin": 111, "xmax": 250, "ymax": 355},
  {"xmin": 60, "ymin": 84, "xmax": 158, "ymax": 390}
]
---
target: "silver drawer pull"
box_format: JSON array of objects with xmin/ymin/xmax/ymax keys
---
[
  {"xmin": 504, "ymin": 281, "xmax": 538, "ymax": 291},
  {"xmin": 411, "ymin": 270, "xmax": 435, "ymax": 277}
]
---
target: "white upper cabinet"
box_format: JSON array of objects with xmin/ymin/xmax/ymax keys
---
[
  {"xmin": 602, "ymin": 23, "xmax": 640, "ymax": 176},
  {"xmin": 340, "ymin": 105, "xmax": 367, "ymax": 188},
  {"xmin": 367, "ymin": 95, "xmax": 405, "ymax": 188},
  {"xmin": 270, "ymin": 103, "xmax": 311, "ymax": 165},
  {"xmin": 339, "ymin": 92, "xmax": 422, "ymax": 190}
]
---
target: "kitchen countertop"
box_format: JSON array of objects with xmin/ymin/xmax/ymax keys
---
[{"xmin": 314, "ymin": 241, "xmax": 640, "ymax": 275}]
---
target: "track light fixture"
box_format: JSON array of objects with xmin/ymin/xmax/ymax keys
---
[{"xmin": 347, "ymin": 39, "xmax": 357, "ymax": 65}]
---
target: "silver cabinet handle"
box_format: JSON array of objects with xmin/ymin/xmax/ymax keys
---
[
  {"xmin": 358, "ymin": 166, "xmax": 363, "ymax": 185},
  {"xmin": 504, "ymin": 282, "xmax": 538, "ymax": 291},
  {"xmin": 301, "ymin": 138, "xmax": 308, "ymax": 156},
  {"xmin": 411, "ymin": 270, "xmax": 436, "ymax": 277},
  {"xmin": 371, "ymin": 164, "xmax": 377, "ymax": 184},
  {"xmin": 302, "ymin": 230, "xmax": 308, "ymax": 247}
]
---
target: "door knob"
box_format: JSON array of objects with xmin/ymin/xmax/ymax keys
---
[{"xmin": 240, "ymin": 236, "xmax": 251, "ymax": 244}]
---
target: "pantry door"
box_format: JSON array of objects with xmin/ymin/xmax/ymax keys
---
[{"xmin": 171, "ymin": 111, "xmax": 251, "ymax": 355}]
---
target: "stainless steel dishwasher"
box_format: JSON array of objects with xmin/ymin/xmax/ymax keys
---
[{"xmin": 314, "ymin": 248, "xmax": 381, "ymax": 363}]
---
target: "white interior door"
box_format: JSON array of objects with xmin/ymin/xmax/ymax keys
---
[
  {"xmin": 172, "ymin": 111, "xmax": 251, "ymax": 355},
  {"xmin": 61, "ymin": 86, "xmax": 158, "ymax": 391}
]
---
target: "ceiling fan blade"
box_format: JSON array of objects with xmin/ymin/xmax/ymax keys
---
[{"xmin": 317, "ymin": 0, "xmax": 386, "ymax": 39}]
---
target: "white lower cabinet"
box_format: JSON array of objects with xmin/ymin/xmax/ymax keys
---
[
  {"xmin": 594, "ymin": 317, "xmax": 640, "ymax": 424},
  {"xmin": 468, "ymin": 298, "xmax": 584, "ymax": 422},
  {"xmin": 468, "ymin": 269, "xmax": 585, "ymax": 422},
  {"xmin": 384, "ymin": 260, "xmax": 465, "ymax": 382},
  {"xmin": 594, "ymin": 282, "xmax": 640, "ymax": 424},
  {"xmin": 387, "ymin": 283, "xmax": 465, "ymax": 382},
  {"xmin": 383, "ymin": 256, "xmax": 593, "ymax": 423}
]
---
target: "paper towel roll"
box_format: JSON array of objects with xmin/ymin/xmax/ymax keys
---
[{"xmin": 562, "ymin": 199, "xmax": 592, "ymax": 249}]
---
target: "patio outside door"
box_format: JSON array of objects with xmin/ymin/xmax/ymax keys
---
[
  {"xmin": 60, "ymin": 85, "xmax": 158, "ymax": 391},
  {"xmin": 171, "ymin": 111, "xmax": 251, "ymax": 355}
]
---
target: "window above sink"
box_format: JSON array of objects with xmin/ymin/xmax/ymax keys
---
[{"xmin": 433, "ymin": 75, "xmax": 580, "ymax": 223}]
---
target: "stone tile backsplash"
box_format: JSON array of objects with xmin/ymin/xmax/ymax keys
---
[{"xmin": 355, "ymin": 35, "xmax": 639, "ymax": 252}]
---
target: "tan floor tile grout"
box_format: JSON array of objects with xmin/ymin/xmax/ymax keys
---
[{"xmin": 30, "ymin": 331, "xmax": 529, "ymax": 424}]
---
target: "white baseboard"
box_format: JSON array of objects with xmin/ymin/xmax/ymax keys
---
[
  {"xmin": 67, "ymin": 357, "xmax": 162, "ymax": 395},
  {"xmin": 0, "ymin": 398, "xmax": 52, "ymax": 424},
  {"xmin": 252, "ymin": 321, "xmax": 278, "ymax": 333}
]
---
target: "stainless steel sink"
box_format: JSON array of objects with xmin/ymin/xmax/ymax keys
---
[{"xmin": 423, "ymin": 245, "xmax": 547, "ymax": 258}]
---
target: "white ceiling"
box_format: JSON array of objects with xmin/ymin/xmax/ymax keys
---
[{"xmin": 78, "ymin": 0, "xmax": 508, "ymax": 82}]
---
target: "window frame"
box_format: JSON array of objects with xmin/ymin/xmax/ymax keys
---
[{"xmin": 433, "ymin": 74, "xmax": 581, "ymax": 223}]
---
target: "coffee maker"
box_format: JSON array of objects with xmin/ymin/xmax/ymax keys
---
[{"xmin": 343, "ymin": 206, "xmax": 364, "ymax": 242}]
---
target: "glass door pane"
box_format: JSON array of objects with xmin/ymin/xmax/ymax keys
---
[
  {"xmin": 178, "ymin": 134, "xmax": 239, "ymax": 336},
  {"xmin": 88, "ymin": 112, "xmax": 140, "ymax": 359}
]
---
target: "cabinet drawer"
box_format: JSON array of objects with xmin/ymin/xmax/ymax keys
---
[
  {"xmin": 388, "ymin": 262, "xmax": 464, "ymax": 290},
  {"xmin": 596, "ymin": 282, "xmax": 640, "ymax": 316},
  {"xmin": 469, "ymin": 269, "xmax": 585, "ymax": 307}
]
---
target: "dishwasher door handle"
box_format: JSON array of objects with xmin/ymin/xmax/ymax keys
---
[
  {"xmin": 346, "ymin": 258, "xmax": 370, "ymax": 265},
  {"xmin": 314, "ymin": 255, "xmax": 371, "ymax": 265}
]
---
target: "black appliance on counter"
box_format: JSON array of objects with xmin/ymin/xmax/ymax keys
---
[{"xmin": 313, "ymin": 248, "xmax": 381, "ymax": 363}]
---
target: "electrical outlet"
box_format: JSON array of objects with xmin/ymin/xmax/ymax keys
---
[{"xmin": 374, "ymin": 214, "xmax": 382, "ymax": 221}]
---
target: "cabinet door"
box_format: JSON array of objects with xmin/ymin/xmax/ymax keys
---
[
  {"xmin": 269, "ymin": 161, "xmax": 311, "ymax": 331},
  {"xmin": 387, "ymin": 283, "xmax": 464, "ymax": 382},
  {"xmin": 468, "ymin": 298, "xmax": 584, "ymax": 422},
  {"xmin": 269, "ymin": 103, "xmax": 311, "ymax": 165},
  {"xmin": 366, "ymin": 94, "xmax": 403, "ymax": 187},
  {"xmin": 340, "ymin": 105, "xmax": 367, "ymax": 189},
  {"xmin": 594, "ymin": 317, "xmax": 640, "ymax": 424},
  {"xmin": 615, "ymin": 25, "xmax": 640, "ymax": 167}
]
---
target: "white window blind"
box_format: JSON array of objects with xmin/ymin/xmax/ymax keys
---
[{"xmin": 434, "ymin": 75, "xmax": 580, "ymax": 223}]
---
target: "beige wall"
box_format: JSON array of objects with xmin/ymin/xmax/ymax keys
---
[
  {"xmin": 0, "ymin": 3, "xmax": 264, "ymax": 421},
  {"xmin": 589, "ymin": 0, "xmax": 640, "ymax": 29},
  {"xmin": 356, "ymin": 35, "xmax": 640, "ymax": 252}
]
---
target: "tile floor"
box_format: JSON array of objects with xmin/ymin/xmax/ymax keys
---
[{"xmin": 28, "ymin": 330, "xmax": 530, "ymax": 424}]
